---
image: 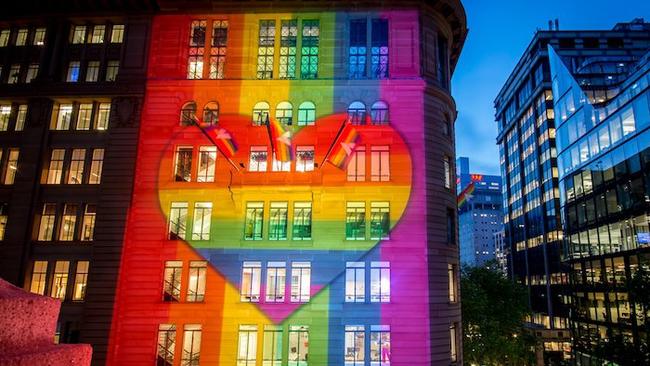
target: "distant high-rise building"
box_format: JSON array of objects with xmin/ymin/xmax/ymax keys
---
[
  {"xmin": 495, "ymin": 18, "xmax": 650, "ymax": 365},
  {"xmin": 456, "ymin": 157, "xmax": 503, "ymax": 267},
  {"xmin": 493, "ymin": 229, "xmax": 508, "ymax": 274}
]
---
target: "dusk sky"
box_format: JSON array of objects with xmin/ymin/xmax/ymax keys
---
[{"xmin": 453, "ymin": 0, "xmax": 650, "ymax": 175}]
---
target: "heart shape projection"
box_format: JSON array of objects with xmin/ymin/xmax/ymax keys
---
[{"xmin": 157, "ymin": 113, "xmax": 413, "ymax": 323}]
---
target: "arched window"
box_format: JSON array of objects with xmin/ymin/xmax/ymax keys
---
[
  {"xmin": 203, "ymin": 101, "xmax": 219, "ymax": 125},
  {"xmin": 297, "ymin": 101, "xmax": 316, "ymax": 126},
  {"xmin": 347, "ymin": 101, "xmax": 366, "ymax": 125},
  {"xmin": 275, "ymin": 101, "xmax": 293, "ymax": 125},
  {"xmin": 180, "ymin": 101, "xmax": 197, "ymax": 126},
  {"xmin": 252, "ymin": 101, "xmax": 270, "ymax": 125},
  {"xmin": 370, "ymin": 101, "xmax": 389, "ymax": 125}
]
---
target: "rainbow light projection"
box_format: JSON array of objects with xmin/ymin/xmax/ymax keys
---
[{"xmin": 109, "ymin": 10, "xmax": 434, "ymax": 365}]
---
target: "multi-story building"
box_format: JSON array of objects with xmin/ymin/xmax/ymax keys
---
[
  {"xmin": 549, "ymin": 23, "xmax": 650, "ymax": 364},
  {"xmin": 494, "ymin": 18, "xmax": 650, "ymax": 365},
  {"xmin": 0, "ymin": 3, "xmax": 153, "ymax": 364},
  {"xmin": 493, "ymin": 229, "xmax": 508, "ymax": 274},
  {"xmin": 456, "ymin": 156, "xmax": 503, "ymax": 267}
]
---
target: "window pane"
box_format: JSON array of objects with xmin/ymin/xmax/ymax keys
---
[
  {"xmin": 50, "ymin": 261, "xmax": 70, "ymax": 300},
  {"xmin": 81, "ymin": 204, "xmax": 96, "ymax": 241},
  {"xmin": 111, "ymin": 25, "xmax": 124, "ymax": 43},
  {"xmin": 187, "ymin": 261, "xmax": 207, "ymax": 302},
  {"xmin": 191, "ymin": 202, "xmax": 212, "ymax": 240},
  {"xmin": 370, "ymin": 202, "xmax": 389, "ymax": 240},
  {"xmin": 157, "ymin": 324, "xmax": 177, "ymax": 366},
  {"xmin": 181, "ymin": 324, "xmax": 202, "ymax": 366},
  {"xmin": 169, "ymin": 202, "xmax": 188, "ymax": 240},
  {"xmin": 290, "ymin": 262, "xmax": 311, "ymax": 302},
  {"xmin": 38, "ymin": 203, "xmax": 57, "ymax": 241},
  {"xmin": 67, "ymin": 149, "xmax": 86, "ymax": 184},
  {"xmin": 59, "ymin": 204, "xmax": 78, "ymax": 241},
  {"xmin": 301, "ymin": 20, "xmax": 319, "ymax": 79},
  {"xmin": 265, "ymin": 262, "xmax": 286, "ymax": 302},
  {"xmin": 174, "ymin": 147, "xmax": 193, "ymax": 182},
  {"xmin": 197, "ymin": 146, "xmax": 216, "ymax": 182},
  {"xmin": 263, "ymin": 325, "xmax": 283, "ymax": 366},
  {"xmin": 241, "ymin": 262, "xmax": 261, "ymax": 302},
  {"xmin": 295, "ymin": 146, "xmax": 314, "ymax": 172},
  {"xmin": 346, "ymin": 202, "xmax": 366, "ymax": 240},
  {"xmin": 237, "ymin": 325, "xmax": 258, "ymax": 366},
  {"xmin": 30, "ymin": 261, "xmax": 48, "ymax": 295},
  {"xmin": 46, "ymin": 149, "xmax": 65, "ymax": 184},
  {"xmin": 72, "ymin": 261, "xmax": 89, "ymax": 301},
  {"xmin": 370, "ymin": 262, "xmax": 390, "ymax": 302},
  {"xmin": 288, "ymin": 325, "xmax": 309, "ymax": 366},
  {"xmin": 344, "ymin": 325, "xmax": 365, "ymax": 365},
  {"xmin": 89, "ymin": 149, "xmax": 104, "ymax": 184},
  {"xmin": 292, "ymin": 202, "xmax": 312, "ymax": 240},
  {"xmin": 257, "ymin": 20, "xmax": 276, "ymax": 79},
  {"xmin": 163, "ymin": 261, "xmax": 182, "ymax": 302},
  {"xmin": 244, "ymin": 202, "xmax": 264, "ymax": 240},
  {"xmin": 269, "ymin": 202, "xmax": 288, "ymax": 240}
]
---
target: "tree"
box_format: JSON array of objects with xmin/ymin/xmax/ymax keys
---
[{"xmin": 461, "ymin": 263, "xmax": 536, "ymax": 366}]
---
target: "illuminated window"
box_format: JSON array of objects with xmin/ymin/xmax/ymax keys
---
[
  {"xmin": 0, "ymin": 30, "xmax": 9, "ymax": 47},
  {"xmin": 252, "ymin": 101, "xmax": 270, "ymax": 125},
  {"xmin": 105, "ymin": 60, "xmax": 119, "ymax": 81},
  {"xmin": 46, "ymin": 149, "xmax": 65, "ymax": 184},
  {"xmin": 290, "ymin": 262, "xmax": 311, "ymax": 302},
  {"xmin": 0, "ymin": 105, "xmax": 10, "ymax": 130},
  {"xmin": 181, "ymin": 324, "xmax": 201, "ymax": 366},
  {"xmin": 53, "ymin": 104, "xmax": 73, "ymax": 130},
  {"xmin": 67, "ymin": 149, "xmax": 86, "ymax": 184},
  {"xmin": 96, "ymin": 102, "xmax": 111, "ymax": 130},
  {"xmin": 187, "ymin": 261, "xmax": 207, "ymax": 302},
  {"xmin": 168, "ymin": 202, "xmax": 188, "ymax": 240},
  {"xmin": 163, "ymin": 260, "xmax": 182, "ymax": 302},
  {"xmin": 241, "ymin": 261, "xmax": 261, "ymax": 302},
  {"xmin": 279, "ymin": 20, "xmax": 297, "ymax": 79},
  {"xmin": 85, "ymin": 61, "xmax": 100, "ymax": 82},
  {"xmin": 275, "ymin": 101, "xmax": 293, "ymax": 124},
  {"xmin": 72, "ymin": 261, "xmax": 89, "ymax": 301},
  {"xmin": 15, "ymin": 28, "xmax": 28, "ymax": 46},
  {"xmin": 257, "ymin": 20, "xmax": 276, "ymax": 79},
  {"xmin": 51, "ymin": 261, "xmax": 69, "ymax": 300},
  {"xmin": 90, "ymin": 25, "xmax": 105, "ymax": 43},
  {"xmin": 301, "ymin": 20, "xmax": 319, "ymax": 79},
  {"xmin": 88, "ymin": 149, "xmax": 104, "ymax": 184},
  {"xmin": 188, "ymin": 20, "xmax": 206, "ymax": 79},
  {"xmin": 345, "ymin": 325, "xmax": 365, "ymax": 365},
  {"xmin": 59, "ymin": 204, "xmax": 78, "ymax": 241},
  {"xmin": 272, "ymin": 153, "xmax": 291, "ymax": 172},
  {"xmin": 76, "ymin": 103, "xmax": 93, "ymax": 129},
  {"xmin": 38, "ymin": 203, "xmax": 56, "ymax": 241},
  {"xmin": 110, "ymin": 25, "xmax": 124, "ymax": 43},
  {"xmin": 346, "ymin": 202, "xmax": 366, "ymax": 240},
  {"xmin": 209, "ymin": 20, "xmax": 228, "ymax": 79},
  {"xmin": 237, "ymin": 325, "xmax": 258, "ymax": 365},
  {"xmin": 67, "ymin": 62, "xmax": 80, "ymax": 82},
  {"xmin": 348, "ymin": 101, "xmax": 367, "ymax": 125},
  {"xmin": 191, "ymin": 202, "xmax": 212, "ymax": 240},
  {"xmin": 370, "ymin": 325, "xmax": 391, "ymax": 365},
  {"xmin": 371, "ymin": 19, "xmax": 389, "ymax": 79},
  {"xmin": 265, "ymin": 261, "xmax": 286, "ymax": 302},
  {"xmin": 297, "ymin": 101, "xmax": 315, "ymax": 126},
  {"xmin": 345, "ymin": 262, "xmax": 365, "ymax": 302},
  {"xmin": 33, "ymin": 28, "xmax": 46, "ymax": 45},
  {"xmin": 288, "ymin": 326, "xmax": 309, "ymax": 366},
  {"xmin": 80, "ymin": 204, "xmax": 96, "ymax": 241},
  {"xmin": 444, "ymin": 155, "xmax": 451, "ymax": 189},
  {"xmin": 370, "ymin": 262, "xmax": 390, "ymax": 303},
  {"xmin": 249, "ymin": 146, "xmax": 268, "ymax": 172},
  {"xmin": 269, "ymin": 202, "xmax": 288, "ymax": 240},
  {"xmin": 448, "ymin": 263, "xmax": 457, "ymax": 303},
  {"xmin": 349, "ymin": 19, "xmax": 367, "ymax": 79},
  {"xmin": 292, "ymin": 202, "xmax": 312, "ymax": 240},
  {"xmin": 295, "ymin": 146, "xmax": 314, "ymax": 172},
  {"xmin": 370, "ymin": 146, "xmax": 389, "ymax": 181},
  {"xmin": 202, "ymin": 101, "xmax": 219, "ymax": 125},
  {"xmin": 25, "ymin": 63, "xmax": 38, "ymax": 83},
  {"xmin": 180, "ymin": 101, "xmax": 197, "ymax": 126},
  {"xmin": 450, "ymin": 323, "xmax": 458, "ymax": 362},
  {"xmin": 7, "ymin": 64, "xmax": 20, "ymax": 84},
  {"xmin": 263, "ymin": 325, "xmax": 283, "ymax": 366},
  {"xmin": 174, "ymin": 147, "xmax": 193, "ymax": 182},
  {"xmin": 370, "ymin": 202, "xmax": 389, "ymax": 240},
  {"xmin": 0, "ymin": 203, "xmax": 7, "ymax": 240},
  {"xmin": 30, "ymin": 261, "xmax": 48, "ymax": 295},
  {"xmin": 14, "ymin": 105, "xmax": 27, "ymax": 131},
  {"xmin": 370, "ymin": 101, "xmax": 389, "ymax": 125},
  {"xmin": 4, "ymin": 149, "xmax": 19, "ymax": 184},
  {"xmin": 71, "ymin": 25, "xmax": 86, "ymax": 44},
  {"xmin": 157, "ymin": 324, "xmax": 176, "ymax": 366},
  {"xmin": 197, "ymin": 146, "xmax": 216, "ymax": 182},
  {"xmin": 244, "ymin": 202, "xmax": 264, "ymax": 240}
]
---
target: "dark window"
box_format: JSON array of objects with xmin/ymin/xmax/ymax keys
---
[
  {"xmin": 559, "ymin": 38, "xmax": 575, "ymax": 49},
  {"xmin": 349, "ymin": 19, "xmax": 367, "ymax": 79},
  {"xmin": 447, "ymin": 208, "xmax": 456, "ymax": 245},
  {"xmin": 370, "ymin": 19, "xmax": 389, "ymax": 79},
  {"xmin": 607, "ymin": 38, "xmax": 624, "ymax": 49},
  {"xmin": 583, "ymin": 38, "xmax": 599, "ymax": 49},
  {"xmin": 437, "ymin": 35, "xmax": 449, "ymax": 89}
]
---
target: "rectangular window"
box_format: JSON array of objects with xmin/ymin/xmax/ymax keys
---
[
  {"xmin": 30, "ymin": 261, "xmax": 48, "ymax": 295},
  {"xmin": 169, "ymin": 202, "xmax": 188, "ymax": 240},
  {"xmin": 85, "ymin": 61, "xmax": 100, "ymax": 82},
  {"xmin": 266, "ymin": 261, "xmax": 286, "ymax": 302},
  {"xmin": 370, "ymin": 202, "xmax": 389, "ymax": 240},
  {"xmin": 0, "ymin": 105, "xmax": 10, "ymax": 130},
  {"xmin": 72, "ymin": 261, "xmax": 89, "ymax": 301},
  {"xmin": 157, "ymin": 324, "xmax": 176, "ymax": 366},
  {"xmin": 349, "ymin": 19, "xmax": 368, "ymax": 79},
  {"xmin": 96, "ymin": 102, "xmax": 110, "ymax": 130},
  {"xmin": 249, "ymin": 146, "xmax": 268, "ymax": 172},
  {"xmin": 292, "ymin": 202, "xmax": 312, "ymax": 240},
  {"xmin": 437, "ymin": 35, "xmax": 449, "ymax": 89},
  {"xmin": 209, "ymin": 20, "xmax": 228, "ymax": 79},
  {"xmin": 67, "ymin": 149, "xmax": 86, "ymax": 184},
  {"xmin": 257, "ymin": 20, "xmax": 276, "ymax": 79},
  {"xmin": 192, "ymin": 202, "xmax": 212, "ymax": 240},
  {"xmin": 14, "ymin": 105, "xmax": 27, "ymax": 131},
  {"xmin": 197, "ymin": 146, "xmax": 216, "ymax": 182},
  {"xmin": 174, "ymin": 147, "xmax": 193, "ymax": 182},
  {"xmin": 297, "ymin": 102, "xmax": 315, "ymax": 126},
  {"xmin": 90, "ymin": 25, "xmax": 105, "ymax": 44},
  {"xmin": 237, "ymin": 325, "xmax": 258, "ymax": 366},
  {"xmin": 59, "ymin": 204, "xmax": 78, "ymax": 241},
  {"xmin": 0, "ymin": 30, "xmax": 10, "ymax": 47},
  {"xmin": 71, "ymin": 25, "xmax": 86, "ymax": 44},
  {"xmin": 188, "ymin": 20, "xmax": 206, "ymax": 79},
  {"xmin": 7, "ymin": 64, "xmax": 20, "ymax": 84},
  {"xmin": 269, "ymin": 202, "xmax": 288, "ymax": 240},
  {"xmin": 279, "ymin": 20, "xmax": 297, "ymax": 79},
  {"xmin": 187, "ymin": 261, "xmax": 207, "ymax": 302},
  {"xmin": 345, "ymin": 262, "xmax": 365, "ymax": 302},
  {"xmin": 272, "ymin": 153, "xmax": 291, "ymax": 172},
  {"xmin": 370, "ymin": 325, "xmax": 391, "ymax": 365},
  {"xmin": 444, "ymin": 156, "xmax": 451, "ymax": 189},
  {"xmin": 163, "ymin": 260, "xmax": 182, "ymax": 302},
  {"xmin": 263, "ymin": 325, "xmax": 283, "ymax": 366},
  {"xmin": 345, "ymin": 325, "xmax": 365, "ymax": 365},
  {"xmin": 300, "ymin": 20, "xmax": 320, "ymax": 79},
  {"xmin": 53, "ymin": 104, "xmax": 73, "ymax": 130},
  {"xmin": 0, "ymin": 203, "xmax": 7, "ymax": 241},
  {"xmin": 67, "ymin": 61, "xmax": 80, "ymax": 82},
  {"xmin": 295, "ymin": 146, "xmax": 314, "ymax": 172},
  {"xmin": 244, "ymin": 202, "xmax": 264, "ymax": 240},
  {"xmin": 105, "ymin": 60, "xmax": 119, "ymax": 81},
  {"xmin": 371, "ymin": 19, "xmax": 389, "ymax": 79},
  {"xmin": 89, "ymin": 149, "xmax": 104, "ymax": 184},
  {"xmin": 181, "ymin": 324, "xmax": 202, "ymax": 366},
  {"xmin": 370, "ymin": 146, "xmax": 389, "ymax": 181},
  {"xmin": 38, "ymin": 203, "xmax": 57, "ymax": 241},
  {"xmin": 15, "ymin": 28, "xmax": 28, "ymax": 46},
  {"xmin": 50, "ymin": 261, "xmax": 70, "ymax": 300},
  {"xmin": 346, "ymin": 202, "xmax": 366, "ymax": 240},
  {"xmin": 25, "ymin": 63, "xmax": 39, "ymax": 83},
  {"xmin": 370, "ymin": 262, "xmax": 390, "ymax": 303},
  {"xmin": 288, "ymin": 325, "xmax": 309, "ymax": 366},
  {"xmin": 4, "ymin": 149, "xmax": 19, "ymax": 185},
  {"xmin": 241, "ymin": 261, "xmax": 261, "ymax": 302},
  {"xmin": 447, "ymin": 208, "xmax": 456, "ymax": 245},
  {"xmin": 32, "ymin": 28, "xmax": 46, "ymax": 45},
  {"xmin": 290, "ymin": 262, "xmax": 311, "ymax": 303},
  {"xmin": 450, "ymin": 323, "xmax": 458, "ymax": 362},
  {"xmin": 80, "ymin": 204, "xmax": 96, "ymax": 241},
  {"xmin": 46, "ymin": 149, "xmax": 65, "ymax": 184},
  {"xmin": 110, "ymin": 25, "xmax": 124, "ymax": 43},
  {"xmin": 76, "ymin": 103, "xmax": 93, "ymax": 130},
  {"xmin": 448, "ymin": 263, "xmax": 457, "ymax": 303}
]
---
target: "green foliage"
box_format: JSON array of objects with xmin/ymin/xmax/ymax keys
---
[{"xmin": 461, "ymin": 263, "xmax": 536, "ymax": 366}]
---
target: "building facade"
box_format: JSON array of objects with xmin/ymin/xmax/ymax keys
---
[
  {"xmin": 550, "ymin": 27, "xmax": 650, "ymax": 364},
  {"xmin": 456, "ymin": 156, "xmax": 503, "ymax": 268}
]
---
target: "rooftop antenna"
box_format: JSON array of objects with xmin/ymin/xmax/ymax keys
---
[
  {"xmin": 555, "ymin": 19, "xmax": 560, "ymax": 31},
  {"xmin": 548, "ymin": 20, "xmax": 554, "ymax": 31}
]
